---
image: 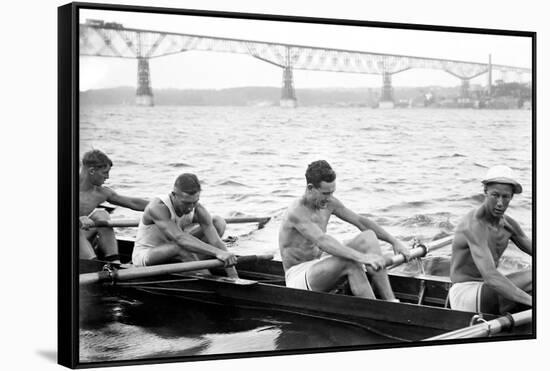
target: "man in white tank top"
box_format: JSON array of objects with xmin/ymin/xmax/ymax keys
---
[{"xmin": 132, "ymin": 173, "xmax": 238, "ymax": 278}]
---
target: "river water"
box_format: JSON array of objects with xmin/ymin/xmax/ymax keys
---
[{"xmin": 79, "ymin": 105, "xmax": 532, "ymax": 363}]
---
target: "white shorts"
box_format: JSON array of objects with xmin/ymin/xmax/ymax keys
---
[
  {"xmin": 449, "ymin": 281, "xmax": 484, "ymax": 313},
  {"xmin": 285, "ymin": 254, "xmax": 331, "ymax": 290},
  {"xmin": 131, "ymin": 248, "xmax": 150, "ymax": 267}
]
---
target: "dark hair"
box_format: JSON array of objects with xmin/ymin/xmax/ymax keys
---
[
  {"xmin": 81, "ymin": 149, "xmax": 113, "ymax": 169},
  {"xmin": 305, "ymin": 160, "xmax": 336, "ymax": 188},
  {"xmin": 174, "ymin": 173, "xmax": 201, "ymax": 195}
]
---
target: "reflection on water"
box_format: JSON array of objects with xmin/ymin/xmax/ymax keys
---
[{"xmin": 79, "ymin": 285, "xmax": 391, "ymax": 362}]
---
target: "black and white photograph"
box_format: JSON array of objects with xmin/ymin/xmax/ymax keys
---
[{"xmin": 56, "ymin": 1, "xmax": 538, "ymax": 369}]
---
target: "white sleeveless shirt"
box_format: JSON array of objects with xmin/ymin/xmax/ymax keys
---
[{"xmin": 133, "ymin": 194, "xmax": 195, "ymax": 257}]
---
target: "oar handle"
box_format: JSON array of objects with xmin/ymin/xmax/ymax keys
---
[
  {"xmin": 383, "ymin": 245, "xmax": 427, "ymax": 268},
  {"xmin": 383, "ymin": 235, "xmax": 454, "ymax": 269},
  {"xmin": 80, "ymin": 253, "xmax": 274, "ymax": 285},
  {"xmin": 94, "ymin": 220, "xmax": 138, "ymax": 228}
]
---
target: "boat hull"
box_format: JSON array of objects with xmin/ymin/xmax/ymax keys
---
[{"xmin": 79, "ymin": 238, "xmax": 532, "ymax": 341}]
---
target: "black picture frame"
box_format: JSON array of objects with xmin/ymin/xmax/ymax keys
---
[{"xmin": 58, "ymin": 2, "xmax": 536, "ymax": 368}]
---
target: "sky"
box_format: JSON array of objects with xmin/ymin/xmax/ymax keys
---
[{"xmin": 79, "ymin": 8, "xmax": 533, "ymax": 91}]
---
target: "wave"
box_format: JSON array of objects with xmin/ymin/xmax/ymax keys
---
[
  {"xmin": 432, "ymin": 153, "xmax": 467, "ymax": 160},
  {"xmin": 216, "ymin": 180, "xmax": 249, "ymax": 187},
  {"xmin": 228, "ymin": 193, "xmax": 255, "ymax": 201},
  {"xmin": 117, "ymin": 160, "xmax": 139, "ymax": 166},
  {"xmin": 241, "ymin": 150, "xmax": 277, "ymax": 156},
  {"xmin": 168, "ymin": 162, "xmax": 193, "ymax": 168},
  {"xmin": 499, "ymin": 256, "xmax": 531, "ymax": 273},
  {"xmin": 397, "ymin": 213, "xmax": 455, "ymax": 230},
  {"xmin": 379, "ymin": 200, "xmax": 430, "ymax": 213},
  {"xmin": 473, "ymin": 162, "xmax": 488, "ymax": 168},
  {"xmin": 456, "ymin": 193, "xmax": 485, "ymax": 203}
]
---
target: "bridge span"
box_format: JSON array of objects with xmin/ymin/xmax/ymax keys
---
[{"xmin": 79, "ymin": 20, "xmax": 531, "ymax": 107}]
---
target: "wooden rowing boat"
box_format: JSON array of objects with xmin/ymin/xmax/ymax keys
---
[{"xmin": 79, "ymin": 236, "xmax": 532, "ymax": 342}]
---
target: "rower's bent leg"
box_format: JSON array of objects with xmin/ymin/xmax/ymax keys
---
[
  {"xmin": 347, "ymin": 230, "xmax": 396, "ymax": 301},
  {"xmin": 89, "ymin": 209, "xmax": 120, "ymax": 263},
  {"xmin": 212, "ymin": 215, "xmax": 226, "ymax": 237},
  {"xmin": 480, "ymin": 268, "xmax": 532, "ymax": 314},
  {"xmin": 186, "ymin": 216, "xmax": 226, "ymax": 240},
  {"xmin": 307, "ymin": 256, "xmax": 376, "ymax": 299},
  {"xmin": 499, "ymin": 269, "xmax": 532, "ymax": 314},
  {"xmin": 79, "ymin": 229, "xmax": 97, "ymax": 259}
]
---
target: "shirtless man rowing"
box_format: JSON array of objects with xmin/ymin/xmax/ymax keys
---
[
  {"xmin": 279, "ymin": 160, "xmax": 411, "ymax": 300},
  {"xmin": 79, "ymin": 150, "xmax": 148, "ymax": 263},
  {"xmin": 450, "ymin": 165, "xmax": 532, "ymax": 314},
  {"xmin": 132, "ymin": 173, "xmax": 238, "ymax": 278}
]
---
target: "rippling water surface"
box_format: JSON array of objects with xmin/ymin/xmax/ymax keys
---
[{"xmin": 79, "ymin": 105, "xmax": 532, "ymax": 362}]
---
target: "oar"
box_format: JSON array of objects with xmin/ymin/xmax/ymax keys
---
[
  {"xmin": 80, "ymin": 253, "xmax": 274, "ymax": 285},
  {"xmin": 423, "ymin": 309, "xmax": 532, "ymax": 340},
  {"xmin": 93, "ymin": 216, "xmax": 271, "ymax": 229},
  {"xmin": 383, "ymin": 235, "xmax": 454, "ymax": 268}
]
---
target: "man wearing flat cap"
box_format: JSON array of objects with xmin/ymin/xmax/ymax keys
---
[{"xmin": 449, "ymin": 165, "xmax": 532, "ymax": 315}]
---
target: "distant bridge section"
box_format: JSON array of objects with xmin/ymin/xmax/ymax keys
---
[{"xmin": 80, "ymin": 20, "xmax": 532, "ymax": 107}]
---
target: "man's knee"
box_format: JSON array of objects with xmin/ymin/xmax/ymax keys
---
[
  {"xmin": 360, "ymin": 230, "xmax": 377, "ymax": 243},
  {"xmin": 89, "ymin": 209, "xmax": 111, "ymax": 222},
  {"xmin": 212, "ymin": 215, "xmax": 226, "ymax": 236},
  {"xmin": 353, "ymin": 230, "xmax": 380, "ymax": 253},
  {"xmin": 340, "ymin": 258, "xmax": 364, "ymax": 275}
]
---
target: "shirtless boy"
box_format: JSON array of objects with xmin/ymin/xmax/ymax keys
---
[
  {"xmin": 79, "ymin": 150, "xmax": 148, "ymax": 263},
  {"xmin": 279, "ymin": 160, "xmax": 411, "ymax": 300},
  {"xmin": 450, "ymin": 165, "xmax": 532, "ymax": 314}
]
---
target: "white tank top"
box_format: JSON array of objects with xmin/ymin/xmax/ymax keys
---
[{"xmin": 133, "ymin": 194, "xmax": 195, "ymax": 256}]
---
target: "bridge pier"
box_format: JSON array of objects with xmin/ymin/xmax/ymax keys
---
[
  {"xmin": 136, "ymin": 57, "xmax": 154, "ymax": 106},
  {"xmin": 379, "ymin": 72, "xmax": 394, "ymax": 108},
  {"xmin": 280, "ymin": 66, "xmax": 297, "ymax": 108},
  {"xmin": 460, "ymin": 78, "xmax": 470, "ymax": 99},
  {"xmin": 487, "ymin": 54, "xmax": 492, "ymax": 96}
]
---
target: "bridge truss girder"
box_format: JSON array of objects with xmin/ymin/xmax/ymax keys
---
[
  {"xmin": 80, "ymin": 25, "xmax": 531, "ymax": 77},
  {"xmin": 79, "ymin": 24, "xmax": 532, "ymax": 105}
]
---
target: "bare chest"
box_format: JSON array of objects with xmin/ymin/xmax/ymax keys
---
[
  {"xmin": 79, "ymin": 189, "xmax": 108, "ymax": 216},
  {"xmin": 487, "ymin": 225, "xmax": 512, "ymax": 260},
  {"xmin": 307, "ymin": 209, "xmax": 332, "ymax": 232}
]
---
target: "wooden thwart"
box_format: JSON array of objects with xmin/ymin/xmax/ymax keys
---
[{"xmin": 80, "ymin": 254, "xmax": 274, "ymax": 285}]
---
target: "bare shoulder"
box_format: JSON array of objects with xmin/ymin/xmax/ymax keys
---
[
  {"xmin": 98, "ymin": 186, "xmax": 116, "ymax": 198},
  {"xmin": 454, "ymin": 210, "xmax": 478, "ymax": 244},
  {"xmin": 146, "ymin": 198, "xmax": 170, "ymax": 220},
  {"xmin": 284, "ymin": 200, "xmax": 307, "ymax": 225},
  {"xmin": 329, "ymin": 196, "xmax": 345, "ymax": 212},
  {"xmin": 194, "ymin": 203, "xmax": 211, "ymax": 221},
  {"xmin": 503, "ymin": 214, "xmax": 524, "ymax": 235},
  {"xmin": 456, "ymin": 209, "xmax": 477, "ymax": 230}
]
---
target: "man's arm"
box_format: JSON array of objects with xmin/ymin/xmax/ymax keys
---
[
  {"xmin": 290, "ymin": 212, "xmax": 385, "ymax": 270},
  {"xmin": 195, "ymin": 205, "xmax": 238, "ymax": 278},
  {"xmin": 148, "ymin": 204, "xmax": 237, "ymax": 267},
  {"xmin": 333, "ymin": 200, "xmax": 410, "ymax": 258},
  {"xmin": 505, "ymin": 216, "xmax": 532, "ymax": 256},
  {"xmin": 105, "ymin": 187, "xmax": 148, "ymax": 211},
  {"xmin": 463, "ymin": 221, "xmax": 532, "ymax": 306}
]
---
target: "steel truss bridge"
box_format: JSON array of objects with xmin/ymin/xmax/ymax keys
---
[{"xmin": 80, "ymin": 22, "xmax": 532, "ymax": 106}]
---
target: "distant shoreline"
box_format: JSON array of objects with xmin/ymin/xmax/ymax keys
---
[{"xmin": 80, "ymin": 84, "xmax": 530, "ymax": 109}]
